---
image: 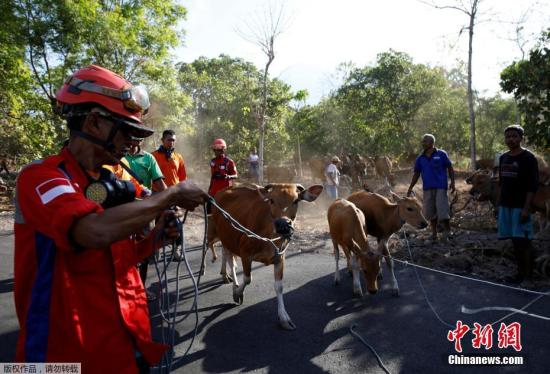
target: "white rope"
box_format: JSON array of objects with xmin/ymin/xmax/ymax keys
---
[
  {"xmin": 208, "ymin": 196, "xmax": 290, "ymax": 256},
  {"xmin": 397, "ymin": 228, "xmax": 550, "ymax": 328},
  {"xmin": 399, "ymin": 230, "xmax": 454, "ymax": 328},
  {"xmin": 461, "ymin": 305, "xmax": 550, "ymax": 321},
  {"xmin": 392, "ymin": 258, "xmax": 550, "ymax": 296}
]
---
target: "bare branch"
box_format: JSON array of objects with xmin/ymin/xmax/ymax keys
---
[
  {"xmin": 42, "ymin": 48, "xmax": 53, "ymax": 98},
  {"xmin": 23, "ymin": 0, "xmax": 53, "ymax": 101},
  {"xmin": 416, "ymin": 0, "xmax": 471, "ymax": 16}
]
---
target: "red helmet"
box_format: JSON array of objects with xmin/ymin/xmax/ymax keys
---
[
  {"xmin": 212, "ymin": 138, "xmax": 227, "ymax": 150},
  {"xmin": 56, "ymin": 65, "xmax": 154, "ymax": 138}
]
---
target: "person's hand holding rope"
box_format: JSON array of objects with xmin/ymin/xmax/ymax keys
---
[
  {"xmin": 153, "ymin": 208, "xmax": 184, "ymax": 243},
  {"xmin": 172, "ymin": 180, "xmax": 208, "ymax": 210}
]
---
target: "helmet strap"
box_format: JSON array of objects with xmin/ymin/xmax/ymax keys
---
[{"xmin": 70, "ymin": 114, "xmax": 122, "ymax": 153}]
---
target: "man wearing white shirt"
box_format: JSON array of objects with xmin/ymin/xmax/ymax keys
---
[
  {"xmin": 325, "ymin": 156, "xmax": 341, "ymax": 199},
  {"xmin": 247, "ymin": 147, "xmax": 259, "ymax": 183}
]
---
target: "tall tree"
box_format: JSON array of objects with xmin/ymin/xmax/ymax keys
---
[
  {"xmin": 178, "ymin": 55, "xmax": 295, "ymax": 170},
  {"xmin": 237, "ymin": 1, "xmax": 289, "ymax": 183},
  {"xmin": 420, "ymin": 0, "xmax": 483, "ymax": 169}
]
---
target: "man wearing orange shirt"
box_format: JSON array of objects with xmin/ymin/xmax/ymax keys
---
[
  {"xmin": 152, "ymin": 129, "xmax": 186, "ymax": 187},
  {"xmin": 153, "ymin": 129, "xmax": 188, "ymax": 261}
]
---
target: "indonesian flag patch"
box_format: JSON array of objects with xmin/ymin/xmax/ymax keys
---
[{"xmin": 35, "ymin": 178, "xmax": 76, "ymax": 204}]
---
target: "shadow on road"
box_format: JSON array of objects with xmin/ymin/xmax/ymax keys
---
[
  {"xmin": 0, "ymin": 330, "xmax": 18, "ymax": 361},
  {"xmin": 0, "ymin": 278, "xmax": 14, "ymax": 294},
  {"xmin": 158, "ymin": 267, "xmax": 429, "ymax": 373}
]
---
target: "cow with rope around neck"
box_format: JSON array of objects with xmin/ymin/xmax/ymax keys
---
[{"xmin": 208, "ymin": 183, "xmax": 322, "ymax": 330}]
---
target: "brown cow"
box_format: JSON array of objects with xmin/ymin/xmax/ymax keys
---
[
  {"xmin": 308, "ymin": 156, "xmax": 329, "ymax": 183},
  {"xmin": 265, "ymin": 165, "xmax": 297, "ymax": 183},
  {"xmin": 348, "ymin": 154, "xmax": 368, "ymax": 188},
  {"xmin": 347, "ymin": 191, "xmax": 429, "ymax": 295},
  {"xmin": 467, "ymin": 170, "xmax": 550, "ymax": 229},
  {"xmin": 328, "ymin": 199, "xmax": 382, "ymax": 297},
  {"xmin": 0, "ymin": 156, "xmax": 10, "ymax": 174},
  {"xmin": 475, "ymin": 158, "xmax": 495, "ymax": 171},
  {"xmin": 209, "ymin": 183, "xmax": 323, "ymax": 330},
  {"xmin": 371, "ymin": 156, "xmax": 396, "ymax": 187}
]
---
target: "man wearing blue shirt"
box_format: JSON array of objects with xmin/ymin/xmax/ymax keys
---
[{"xmin": 407, "ymin": 134, "xmax": 455, "ymax": 242}]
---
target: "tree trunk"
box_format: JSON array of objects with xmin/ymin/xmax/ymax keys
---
[
  {"xmin": 296, "ymin": 134, "xmax": 303, "ymax": 179},
  {"xmin": 467, "ymin": 3, "xmax": 477, "ymax": 170},
  {"xmin": 259, "ymin": 57, "xmax": 273, "ymax": 185}
]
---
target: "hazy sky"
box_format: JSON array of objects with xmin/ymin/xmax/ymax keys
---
[{"xmin": 176, "ymin": 0, "xmax": 550, "ymax": 104}]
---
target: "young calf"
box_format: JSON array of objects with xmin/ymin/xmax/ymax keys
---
[
  {"xmin": 347, "ymin": 191, "xmax": 428, "ymax": 296},
  {"xmin": 327, "ymin": 199, "xmax": 382, "ymax": 297}
]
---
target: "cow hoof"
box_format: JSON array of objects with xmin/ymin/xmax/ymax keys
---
[
  {"xmin": 352, "ymin": 291, "xmax": 363, "ymax": 299},
  {"xmin": 221, "ymin": 274, "xmax": 233, "ymax": 284},
  {"xmin": 279, "ymin": 319, "xmax": 296, "ymax": 331},
  {"xmin": 199, "ymin": 268, "xmax": 205, "ymax": 276},
  {"xmin": 392, "ymin": 288, "xmax": 400, "ymax": 297},
  {"xmin": 377, "ymin": 272, "xmax": 383, "ymax": 280},
  {"xmin": 233, "ymin": 292, "xmax": 244, "ymax": 305},
  {"xmin": 333, "ymin": 279, "xmax": 340, "ymax": 286}
]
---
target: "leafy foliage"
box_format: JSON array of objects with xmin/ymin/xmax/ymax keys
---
[
  {"xmin": 177, "ymin": 55, "xmax": 296, "ymax": 170},
  {"xmin": 501, "ymin": 29, "xmax": 550, "ymax": 150},
  {"xmin": 0, "ymin": 0, "xmax": 187, "ymax": 164}
]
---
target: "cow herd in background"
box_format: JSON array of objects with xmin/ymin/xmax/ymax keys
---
[
  {"xmin": 308, "ymin": 154, "xmax": 398, "ymax": 189},
  {"xmin": 256, "ymin": 153, "xmax": 401, "ymax": 187}
]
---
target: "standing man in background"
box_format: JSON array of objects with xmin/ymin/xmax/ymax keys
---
[
  {"xmin": 152, "ymin": 129, "xmax": 187, "ymax": 260},
  {"xmin": 247, "ymin": 147, "xmax": 260, "ymax": 183},
  {"xmin": 208, "ymin": 138, "xmax": 238, "ymax": 200},
  {"xmin": 126, "ymin": 137, "xmax": 167, "ymax": 192},
  {"xmin": 152, "ymin": 129, "xmax": 187, "ymax": 186},
  {"xmin": 126, "ymin": 137, "xmax": 167, "ymax": 300},
  {"xmin": 325, "ymin": 156, "xmax": 341, "ymax": 199},
  {"xmin": 407, "ymin": 134, "xmax": 455, "ymax": 242},
  {"xmin": 497, "ymin": 125, "xmax": 539, "ymax": 282}
]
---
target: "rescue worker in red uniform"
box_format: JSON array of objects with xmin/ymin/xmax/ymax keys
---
[
  {"xmin": 14, "ymin": 65, "xmax": 207, "ymax": 373},
  {"xmin": 208, "ymin": 138, "xmax": 238, "ymax": 199}
]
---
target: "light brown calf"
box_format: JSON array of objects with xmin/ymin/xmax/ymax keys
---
[
  {"xmin": 347, "ymin": 191, "xmax": 429, "ymax": 295},
  {"xmin": 371, "ymin": 156, "xmax": 396, "ymax": 187},
  {"xmin": 328, "ymin": 199, "xmax": 381, "ymax": 297}
]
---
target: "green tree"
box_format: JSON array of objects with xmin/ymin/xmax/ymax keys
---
[
  {"xmin": 0, "ymin": 0, "xmax": 61, "ymax": 163},
  {"xmin": 178, "ymin": 55, "xmax": 295, "ymax": 171},
  {"xmin": 334, "ymin": 50, "xmax": 442, "ymax": 155},
  {"xmin": 501, "ymin": 29, "xmax": 550, "ymax": 150},
  {"xmin": 2, "ymin": 0, "xmax": 187, "ymax": 161},
  {"xmin": 475, "ymin": 96, "xmax": 519, "ymax": 158}
]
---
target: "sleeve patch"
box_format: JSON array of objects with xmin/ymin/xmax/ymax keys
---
[{"xmin": 35, "ymin": 178, "xmax": 76, "ymax": 204}]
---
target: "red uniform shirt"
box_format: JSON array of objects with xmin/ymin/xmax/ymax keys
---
[
  {"xmin": 14, "ymin": 147, "xmax": 167, "ymax": 373},
  {"xmin": 208, "ymin": 155, "xmax": 237, "ymax": 197}
]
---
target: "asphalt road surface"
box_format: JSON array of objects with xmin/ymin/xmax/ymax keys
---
[{"xmin": 1, "ymin": 228, "xmax": 549, "ymax": 373}]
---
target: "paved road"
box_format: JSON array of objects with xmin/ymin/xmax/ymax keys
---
[{"xmin": 1, "ymin": 231, "xmax": 549, "ymax": 373}]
